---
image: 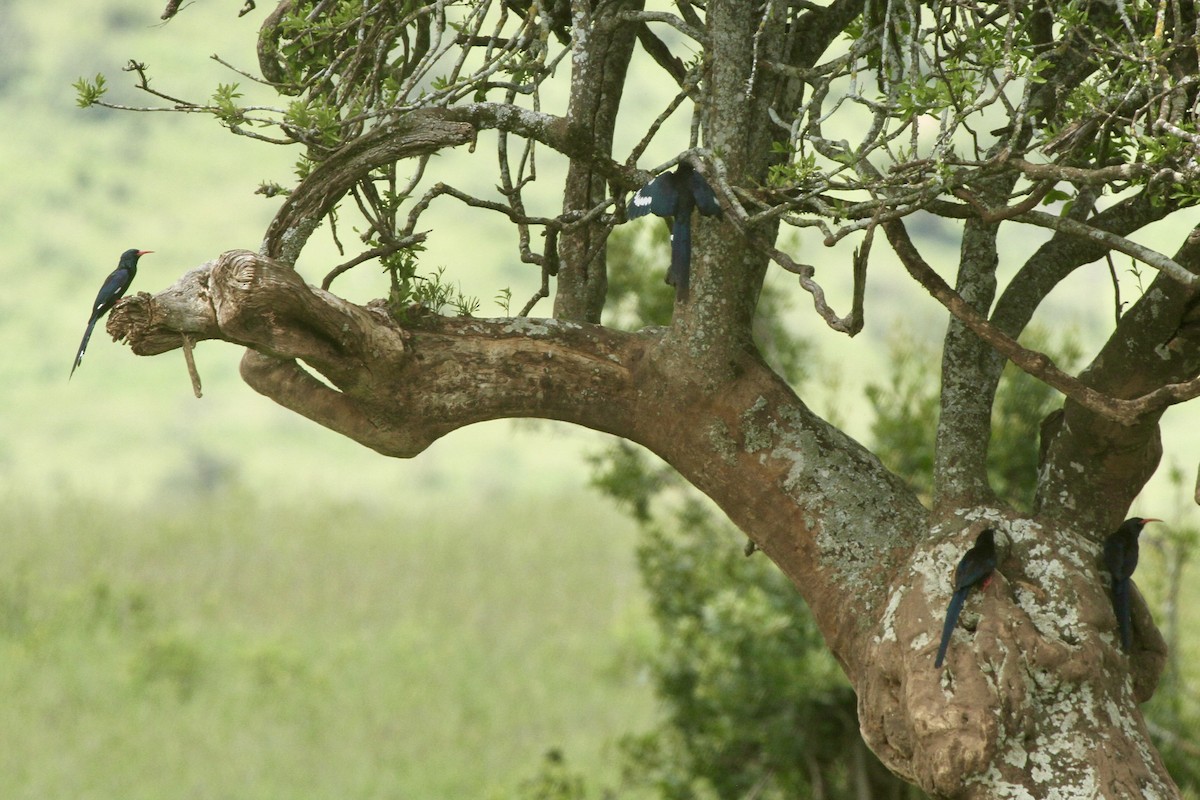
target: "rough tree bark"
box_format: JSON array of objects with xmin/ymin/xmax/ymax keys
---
[{"xmin": 97, "ymin": 0, "xmax": 1200, "ymax": 796}]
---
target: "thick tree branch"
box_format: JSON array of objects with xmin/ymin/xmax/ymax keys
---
[
  {"xmin": 932, "ymin": 169, "xmax": 1016, "ymax": 514},
  {"xmin": 991, "ymin": 191, "xmax": 1165, "ymax": 340},
  {"xmin": 107, "ymin": 248, "xmax": 930, "ymax": 730},
  {"xmin": 1013, "ymin": 210, "xmax": 1198, "ymax": 288},
  {"xmin": 1038, "ymin": 233, "xmax": 1200, "ymax": 530}
]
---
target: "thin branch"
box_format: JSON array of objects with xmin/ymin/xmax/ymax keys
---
[
  {"xmin": 322, "ymin": 235, "xmax": 428, "ymax": 290},
  {"xmin": 952, "ymin": 181, "xmax": 1053, "ymax": 223},
  {"xmin": 603, "ymin": 9, "xmax": 704, "ymax": 42},
  {"xmin": 704, "ymin": 152, "xmax": 860, "ymax": 334},
  {"xmin": 518, "ymin": 266, "xmax": 551, "ymax": 316},
  {"xmin": 1107, "ymin": 252, "xmax": 1123, "ymax": 325},
  {"xmin": 634, "ymin": 25, "xmax": 688, "ymax": 85},
  {"xmin": 883, "ymin": 218, "xmax": 1200, "ymax": 426},
  {"xmin": 1014, "ymin": 209, "xmax": 1198, "ymax": 287}
]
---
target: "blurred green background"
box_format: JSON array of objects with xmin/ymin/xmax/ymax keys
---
[
  {"xmin": 2, "ymin": 2, "xmax": 1198, "ymax": 797},
  {"xmin": 2, "ymin": 4, "xmax": 658, "ymax": 797}
]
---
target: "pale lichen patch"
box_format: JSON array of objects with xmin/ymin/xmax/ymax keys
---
[
  {"xmin": 500, "ymin": 317, "xmax": 580, "ymax": 337},
  {"xmin": 912, "ymin": 543, "xmax": 955, "ymax": 597},
  {"xmin": 706, "ymin": 420, "xmax": 739, "ymax": 465},
  {"xmin": 875, "ymin": 587, "xmax": 904, "ymax": 644},
  {"xmin": 1003, "ymin": 742, "xmax": 1028, "ymax": 769},
  {"xmin": 740, "ymin": 396, "xmax": 772, "ymax": 453},
  {"xmin": 971, "ymin": 765, "xmax": 1038, "ymax": 800}
]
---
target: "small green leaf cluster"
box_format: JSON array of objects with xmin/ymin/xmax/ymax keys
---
[
  {"xmin": 765, "ymin": 142, "xmax": 819, "ymax": 190},
  {"xmin": 383, "ymin": 244, "xmax": 479, "ymax": 320},
  {"xmin": 494, "ymin": 287, "xmax": 512, "ymax": 315},
  {"xmin": 284, "ymin": 98, "xmax": 343, "ymax": 147},
  {"xmin": 72, "ymin": 73, "xmax": 107, "ymax": 108},
  {"xmin": 211, "ymin": 82, "xmax": 245, "ymax": 125},
  {"xmin": 272, "ymin": 0, "xmax": 371, "ymax": 90}
]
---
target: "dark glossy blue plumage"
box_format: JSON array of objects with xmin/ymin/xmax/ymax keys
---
[
  {"xmin": 626, "ymin": 162, "xmax": 720, "ymax": 301},
  {"xmin": 70, "ymin": 248, "xmax": 151, "ymax": 379},
  {"xmin": 935, "ymin": 529, "xmax": 997, "ymax": 669},
  {"xmin": 1103, "ymin": 517, "xmax": 1159, "ymax": 652}
]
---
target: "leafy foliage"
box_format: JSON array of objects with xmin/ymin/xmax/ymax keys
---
[
  {"xmin": 865, "ymin": 330, "xmax": 1083, "ymax": 511},
  {"xmin": 616, "ymin": 502, "xmax": 914, "ymax": 800},
  {"xmin": 383, "ymin": 244, "xmax": 481, "ymax": 319}
]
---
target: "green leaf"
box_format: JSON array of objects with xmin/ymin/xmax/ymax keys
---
[{"xmin": 1042, "ymin": 188, "xmax": 1073, "ymax": 205}]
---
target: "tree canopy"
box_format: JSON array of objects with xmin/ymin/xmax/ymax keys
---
[{"xmin": 87, "ymin": 1, "xmax": 1200, "ymax": 796}]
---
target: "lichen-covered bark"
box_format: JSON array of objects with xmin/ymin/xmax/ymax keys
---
[
  {"xmin": 551, "ymin": 0, "xmax": 642, "ymax": 322},
  {"xmin": 932, "ymin": 171, "xmax": 1014, "ymax": 515},
  {"xmin": 860, "ymin": 514, "xmax": 1173, "ymax": 798},
  {"xmin": 1038, "ymin": 238, "xmax": 1200, "ymax": 533}
]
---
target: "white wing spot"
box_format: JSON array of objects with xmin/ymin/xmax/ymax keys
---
[{"xmin": 633, "ymin": 194, "xmax": 652, "ymax": 207}]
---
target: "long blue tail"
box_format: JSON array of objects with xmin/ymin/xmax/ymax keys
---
[
  {"xmin": 668, "ymin": 216, "xmax": 691, "ymax": 300},
  {"xmin": 1113, "ymin": 578, "xmax": 1131, "ymax": 651},
  {"xmin": 935, "ymin": 587, "xmax": 969, "ymax": 668},
  {"xmin": 70, "ymin": 316, "xmax": 99, "ymax": 380}
]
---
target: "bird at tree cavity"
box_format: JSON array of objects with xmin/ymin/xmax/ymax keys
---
[
  {"xmin": 934, "ymin": 528, "xmax": 997, "ymax": 669},
  {"xmin": 625, "ymin": 161, "xmax": 721, "ymax": 302},
  {"xmin": 70, "ymin": 248, "xmax": 152, "ymax": 379},
  {"xmin": 1103, "ymin": 517, "xmax": 1161, "ymax": 652}
]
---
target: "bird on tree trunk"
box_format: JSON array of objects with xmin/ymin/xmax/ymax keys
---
[
  {"xmin": 1103, "ymin": 516, "xmax": 1161, "ymax": 652},
  {"xmin": 70, "ymin": 248, "xmax": 152, "ymax": 379},
  {"xmin": 935, "ymin": 528, "xmax": 997, "ymax": 669},
  {"xmin": 626, "ymin": 160, "xmax": 721, "ymax": 302}
]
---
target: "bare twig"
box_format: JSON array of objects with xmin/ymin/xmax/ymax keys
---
[
  {"xmin": 181, "ymin": 333, "xmax": 202, "ymax": 398},
  {"xmin": 322, "ymin": 235, "xmax": 428, "ymax": 290}
]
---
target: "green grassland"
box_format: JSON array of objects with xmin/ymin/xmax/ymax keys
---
[{"xmin": 0, "ymin": 489, "xmax": 656, "ymax": 799}]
